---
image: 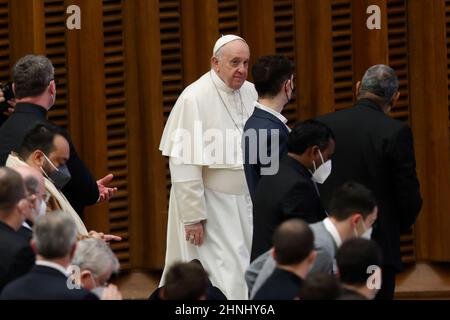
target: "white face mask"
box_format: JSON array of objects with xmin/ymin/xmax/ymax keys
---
[
  {"xmin": 353, "ymin": 219, "xmax": 373, "ymax": 239},
  {"xmin": 311, "ymin": 150, "xmax": 332, "ymax": 184},
  {"xmin": 37, "ymin": 199, "xmax": 47, "ymax": 217},
  {"xmin": 361, "ymin": 227, "xmax": 373, "ymax": 240},
  {"xmin": 32, "ymin": 199, "xmax": 47, "ymax": 220}
]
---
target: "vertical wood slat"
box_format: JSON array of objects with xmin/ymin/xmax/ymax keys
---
[
  {"xmin": 9, "ymin": 0, "xmax": 46, "ymax": 63},
  {"xmin": 75, "ymin": 0, "xmax": 110, "ymax": 238},
  {"xmin": 181, "ymin": 0, "xmax": 218, "ymax": 81},
  {"xmin": 0, "ymin": 0, "xmax": 9, "ymax": 83},
  {"xmin": 273, "ymin": 0, "xmax": 298, "ymax": 124},
  {"xmin": 386, "ymin": 0, "xmax": 415, "ymax": 264},
  {"xmin": 160, "ymin": 0, "xmax": 183, "ymax": 205},
  {"xmin": 240, "ymin": 0, "xmax": 275, "ymax": 78},
  {"xmin": 295, "ymin": 0, "xmax": 334, "ymax": 120},
  {"xmin": 387, "ymin": 0, "xmax": 410, "ymax": 121},
  {"xmin": 44, "ymin": 0, "xmax": 69, "ymax": 129},
  {"xmin": 218, "ymin": 0, "xmax": 240, "ymax": 35},
  {"xmin": 351, "ymin": 0, "xmax": 388, "ymax": 81},
  {"xmin": 331, "ymin": 0, "xmax": 354, "ymax": 111},
  {"xmin": 128, "ymin": 0, "xmax": 167, "ymax": 268},
  {"xmin": 408, "ymin": 0, "xmax": 450, "ymax": 261},
  {"xmin": 102, "ymin": 0, "xmax": 131, "ymax": 270}
]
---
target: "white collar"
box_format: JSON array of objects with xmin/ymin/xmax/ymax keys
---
[
  {"xmin": 322, "ymin": 218, "xmax": 342, "ymax": 248},
  {"xmin": 255, "ymin": 101, "xmax": 288, "ymax": 123},
  {"xmin": 210, "ymin": 69, "xmax": 236, "ymax": 94},
  {"xmin": 22, "ymin": 221, "xmax": 32, "ymax": 230},
  {"xmin": 36, "ymin": 260, "xmax": 68, "ymax": 277}
]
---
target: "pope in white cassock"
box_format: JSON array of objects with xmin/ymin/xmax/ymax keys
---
[{"xmin": 159, "ymin": 35, "xmax": 257, "ymax": 299}]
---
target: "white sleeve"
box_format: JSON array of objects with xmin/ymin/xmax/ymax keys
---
[{"xmin": 169, "ymin": 157, "xmax": 207, "ymax": 225}]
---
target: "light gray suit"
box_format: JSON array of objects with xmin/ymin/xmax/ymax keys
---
[{"xmin": 246, "ymin": 221, "xmax": 338, "ymax": 298}]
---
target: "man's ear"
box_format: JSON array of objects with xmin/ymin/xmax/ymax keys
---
[
  {"xmin": 48, "ymin": 81, "xmax": 56, "ymax": 95},
  {"xmin": 271, "ymin": 247, "xmax": 277, "ymax": 261},
  {"xmin": 391, "ymin": 91, "xmax": 400, "ymax": 107},
  {"xmin": 351, "ymin": 213, "xmax": 362, "ymax": 226},
  {"xmin": 32, "ymin": 150, "xmax": 45, "ymax": 168},
  {"xmin": 355, "ymin": 81, "xmax": 361, "ymax": 97},
  {"xmin": 80, "ymin": 269, "xmax": 92, "ymax": 286},
  {"xmin": 211, "ymin": 56, "xmax": 219, "ymax": 72},
  {"xmin": 308, "ymin": 250, "xmax": 317, "ymax": 266},
  {"xmin": 69, "ymin": 242, "xmax": 77, "ymax": 261},
  {"xmin": 12, "ymin": 83, "xmax": 16, "ymax": 95}
]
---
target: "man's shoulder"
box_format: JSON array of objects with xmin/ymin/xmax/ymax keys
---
[{"xmin": 0, "ymin": 225, "xmax": 29, "ymax": 253}]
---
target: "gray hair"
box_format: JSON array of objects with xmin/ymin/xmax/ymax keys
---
[
  {"xmin": 71, "ymin": 238, "xmax": 120, "ymax": 277},
  {"xmin": 23, "ymin": 175, "xmax": 39, "ymax": 196},
  {"xmin": 359, "ymin": 64, "xmax": 399, "ymax": 103},
  {"xmin": 13, "ymin": 55, "xmax": 55, "ymax": 99},
  {"xmin": 33, "ymin": 212, "xmax": 77, "ymax": 259}
]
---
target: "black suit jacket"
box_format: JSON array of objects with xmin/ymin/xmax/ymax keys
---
[
  {"xmin": 317, "ymin": 99, "xmax": 422, "ymax": 270},
  {"xmin": 1, "ymin": 264, "xmax": 98, "ymax": 300},
  {"xmin": 253, "ymin": 268, "xmax": 303, "ymax": 300},
  {"xmin": 0, "ymin": 222, "xmax": 35, "ymax": 292},
  {"xmin": 251, "ymin": 155, "xmax": 327, "ymax": 261},
  {"xmin": 243, "ymin": 107, "xmax": 290, "ymax": 203},
  {"xmin": 17, "ymin": 225, "xmax": 33, "ymax": 242},
  {"xmin": 0, "ymin": 103, "xmax": 99, "ymax": 217}
]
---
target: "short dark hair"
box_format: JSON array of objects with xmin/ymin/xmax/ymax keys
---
[
  {"xmin": 252, "ymin": 55, "xmax": 294, "ymax": 98},
  {"xmin": 273, "ymin": 219, "xmax": 314, "ymax": 265},
  {"xmin": 0, "ymin": 167, "xmax": 26, "ymax": 213},
  {"xmin": 298, "ymin": 273, "xmax": 341, "ymax": 300},
  {"xmin": 287, "ymin": 120, "xmax": 335, "ymax": 155},
  {"xmin": 13, "ymin": 55, "xmax": 54, "ymax": 99},
  {"xmin": 329, "ymin": 181, "xmax": 377, "ymax": 221},
  {"xmin": 336, "ymin": 238, "xmax": 382, "ymax": 285},
  {"xmin": 19, "ymin": 122, "xmax": 67, "ymax": 160},
  {"xmin": 164, "ymin": 262, "xmax": 209, "ymax": 300}
]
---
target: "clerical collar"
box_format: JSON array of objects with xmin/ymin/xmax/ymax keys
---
[
  {"xmin": 255, "ymin": 101, "xmax": 289, "ymax": 126},
  {"xmin": 323, "ymin": 217, "xmax": 342, "ymax": 248},
  {"xmin": 210, "ymin": 69, "xmax": 236, "ymax": 94}
]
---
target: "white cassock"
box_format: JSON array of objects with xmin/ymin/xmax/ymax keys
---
[{"xmin": 159, "ymin": 69, "xmax": 257, "ymax": 299}]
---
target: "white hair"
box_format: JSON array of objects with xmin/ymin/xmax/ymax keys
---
[{"xmin": 71, "ymin": 238, "xmax": 120, "ymax": 277}]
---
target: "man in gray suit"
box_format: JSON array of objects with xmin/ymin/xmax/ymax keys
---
[{"xmin": 246, "ymin": 181, "xmax": 378, "ymax": 298}]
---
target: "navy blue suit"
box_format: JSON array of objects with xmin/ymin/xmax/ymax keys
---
[
  {"xmin": 243, "ymin": 107, "xmax": 289, "ymax": 202},
  {"xmin": 1, "ymin": 265, "xmax": 98, "ymax": 300}
]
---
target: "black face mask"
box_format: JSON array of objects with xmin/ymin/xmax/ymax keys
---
[{"xmin": 41, "ymin": 154, "xmax": 72, "ymax": 190}]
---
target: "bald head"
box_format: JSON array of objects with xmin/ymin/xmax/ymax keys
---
[
  {"xmin": 273, "ymin": 219, "xmax": 315, "ymax": 265},
  {"xmin": 211, "ymin": 38, "xmax": 250, "ymax": 90}
]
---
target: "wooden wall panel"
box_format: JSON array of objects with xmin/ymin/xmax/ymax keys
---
[
  {"xmin": 296, "ymin": 0, "xmax": 334, "ymax": 120},
  {"xmin": 331, "ymin": 0, "xmax": 354, "ymax": 111},
  {"xmin": 0, "ymin": 0, "xmax": 9, "ymax": 83},
  {"xmin": 274, "ymin": 0, "xmax": 297, "ymax": 124},
  {"xmin": 218, "ymin": 0, "xmax": 240, "ymax": 35},
  {"xmin": 2, "ymin": 0, "xmax": 449, "ymax": 272},
  {"xmin": 386, "ymin": 0, "xmax": 415, "ymax": 264},
  {"xmin": 102, "ymin": 0, "xmax": 131, "ymax": 270},
  {"xmin": 44, "ymin": 0, "xmax": 69, "ymax": 128},
  {"xmin": 409, "ymin": 0, "xmax": 450, "ymax": 262}
]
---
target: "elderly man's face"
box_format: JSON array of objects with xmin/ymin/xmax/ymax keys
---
[{"xmin": 213, "ymin": 40, "xmax": 250, "ymax": 90}]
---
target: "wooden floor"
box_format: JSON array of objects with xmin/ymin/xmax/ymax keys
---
[
  {"xmin": 395, "ymin": 262, "xmax": 450, "ymax": 299},
  {"xmin": 113, "ymin": 262, "xmax": 450, "ymax": 300}
]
